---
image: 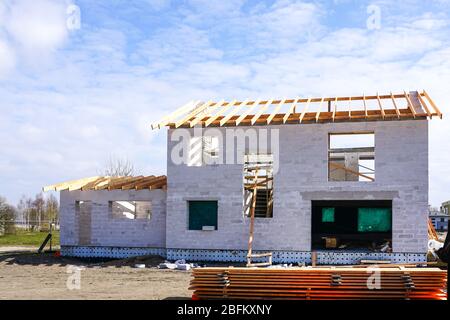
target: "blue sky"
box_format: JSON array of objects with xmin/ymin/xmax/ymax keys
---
[{"xmin": 0, "ymin": 0, "xmax": 449, "ymax": 206}]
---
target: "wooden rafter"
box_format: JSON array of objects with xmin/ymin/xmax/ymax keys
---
[
  {"xmin": 315, "ymin": 97, "xmax": 325, "ymax": 122},
  {"xmin": 220, "ymin": 100, "xmax": 247, "ymax": 126},
  {"xmin": 422, "ymin": 90, "xmax": 442, "ymax": 118},
  {"xmin": 174, "ymin": 100, "xmax": 205, "ymax": 128},
  {"xmin": 404, "ymin": 91, "xmax": 417, "ymax": 118},
  {"xmin": 376, "ymin": 93, "xmax": 386, "ymax": 119},
  {"xmin": 332, "ymin": 97, "xmax": 338, "ymax": 122},
  {"xmin": 151, "ymin": 100, "xmax": 195, "ymax": 129},
  {"xmin": 251, "ymin": 100, "xmax": 272, "ymax": 125},
  {"xmin": 43, "ymin": 175, "xmax": 167, "ymax": 192},
  {"xmin": 105, "ymin": 176, "xmax": 138, "ymax": 190},
  {"xmin": 362, "ymin": 94, "xmax": 367, "ymax": 119},
  {"xmin": 134, "ymin": 176, "xmax": 167, "ymax": 190},
  {"xmin": 204, "ymin": 100, "xmax": 232, "ymax": 127},
  {"xmin": 43, "ymin": 176, "xmax": 102, "ymax": 192},
  {"xmin": 152, "ymin": 90, "xmax": 441, "ymax": 129},
  {"xmin": 416, "ymin": 91, "xmax": 432, "ymax": 118},
  {"xmin": 390, "ymin": 92, "xmax": 401, "ymax": 119},
  {"xmin": 121, "ymin": 176, "xmax": 155, "ymax": 190},
  {"xmin": 236, "ymin": 100, "xmax": 260, "ymax": 126},
  {"xmin": 329, "ymin": 162, "xmax": 374, "ymax": 181},
  {"xmin": 81, "ymin": 177, "xmax": 110, "ymax": 191},
  {"xmin": 300, "ymin": 98, "xmax": 311, "ymax": 123},
  {"xmin": 348, "ymin": 97, "xmax": 352, "ymax": 119},
  {"xmin": 107, "ymin": 176, "xmax": 145, "ymax": 190},
  {"xmin": 267, "ymin": 99, "xmax": 286, "ymax": 124},
  {"xmin": 283, "ymin": 101, "xmax": 297, "ymax": 123},
  {"xmin": 189, "ymin": 100, "xmax": 214, "ymax": 127}
]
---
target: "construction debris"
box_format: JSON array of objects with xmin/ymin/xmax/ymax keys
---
[
  {"xmin": 158, "ymin": 259, "xmax": 195, "ymax": 271},
  {"xmin": 158, "ymin": 262, "xmax": 178, "ymax": 270},
  {"xmin": 190, "ymin": 267, "xmax": 447, "ymax": 300}
]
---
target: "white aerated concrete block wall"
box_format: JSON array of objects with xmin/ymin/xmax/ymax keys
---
[
  {"xmin": 59, "ymin": 189, "xmax": 166, "ymax": 248},
  {"xmin": 166, "ymin": 120, "xmax": 428, "ymax": 254}
]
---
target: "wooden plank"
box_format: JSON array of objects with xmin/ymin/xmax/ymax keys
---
[
  {"xmin": 106, "ymin": 176, "xmax": 145, "ymax": 190},
  {"xmin": 189, "ymin": 101, "xmax": 215, "ymax": 127},
  {"xmin": 220, "ymin": 100, "xmax": 247, "ymax": 126},
  {"xmin": 106, "ymin": 176, "xmax": 138, "ymax": 190},
  {"xmin": 251, "ymin": 100, "xmax": 272, "ymax": 125},
  {"xmin": 94, "ymin": 178, "xmax": 114, "ymax": 190},
  {"xmin": 156, "ymin": 91, "xmax": 442, "ymax": 130},
  {"xmin": 191, "ymin": 267, "xmax": 447, "ymax": 300},
  {"xmin": 246, "ymin": 169, "xmax": 258, "ymax": 266},
  {"xmin": 347, "ymin": 96, "xmax": 352, "ymax": 119},
  {"xmin": 390, "ymin": 92, "xmax": 401, "ymax": 118},
  {"xmin": 422, "ymin": 90, "xmax": 442, "ymax": 118},
  {"xmin": 151, "ymin": 100, "xmax": 195, "ymax": 129},
  {"xmin": 266, "ymin": 103, "xmax": 283, "ymax": 124},
  {"xmin": 133, "ymin": 175, "xmax": 166, "ymax": 190},
  {"xmin": 329, "ymin": 162, "xmax": 374, "ymax": 181},
  {"xmin": 121, "ymin": 176, "xmax": 154, "ymax": 190},
  {"xmin": 204, "ymin": 100, "xmax": 232, "ymax": 127},
  {"xmin": 315, "ymin": 97, "xmax": 325, "ymax": 122},
  {"xmin": 416, "ymin": 91, "xmax": 432, "ymax": 117},
  {"xmin": 283, "ymin": 102, "xmax": 297, "ymax": 123},
  {"xmin": 81, "ymin": 177, "xmax": 111, "ymax": 191},
  {"xmin": 362, "ymin": 94, "xmax": 367, "ymax": 119},
  {"xmin": 299, "ymin": 98, "xmax": 312, "ymax": 123},
  {"xmin": 174, "ymin": 100, "xmax": 206, "ymax": 128},
  {"xmin": 332, "ymin": 97, "xmax": 338, "ymax": 121},
  {"xmin": 43, "ymin": 176, "xmax": 102, "ymax": 192},
  {"xmin": 236, "ymin": 100, "xmax": 260, "ymax": 126},
  {"xmin": 403, "ymin": 90, "xmax": 417, "ymax": 118},
  {"xmin": 376, "ymin": 93, "xmax": 386, "ymax": 118}
]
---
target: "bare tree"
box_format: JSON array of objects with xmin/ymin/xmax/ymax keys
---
[
  {"xmin": 45, "ymin": 194, "xmax": 59, "ymax": 224},
  {"xmin": 0, "ymin": 196, "xmax": 16, "ymax": 235},
  {"xmin": 16, "ymin": 194, "xmax": 59, "ymax": 231},
  {"xmin": 17, "ymin": 195, "xmax": 34, "ymax": 229},
  {"xmin": 102, "ymin": 156, "xmax": 135, "ymax": 177},
  {"xmin": 30, "ymin": 194, "xmax": 45, "ymax": 230}
]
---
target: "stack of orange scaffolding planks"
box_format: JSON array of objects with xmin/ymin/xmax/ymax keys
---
[{"xmin": 190, "ymin": 267, "xmax": 447, "ymax": 300}]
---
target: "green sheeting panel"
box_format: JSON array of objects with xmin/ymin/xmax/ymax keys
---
[
  {"xmin": 188, "ymin": 201, "xmax": 218, "ymax": 230},
  {"xmin": 322, "ymin": 208, "xmax": 335, "ymax": 222},
  {"xmin": 358, "ymin": 208, "xmax": 392, "ymax": 232}
]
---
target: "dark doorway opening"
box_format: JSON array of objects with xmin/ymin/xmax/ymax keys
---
[{"xmin": 311, "ymin": 200, "xmax": 392, "ymax": 251}]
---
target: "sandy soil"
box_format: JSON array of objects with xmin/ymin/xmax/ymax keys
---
[{"xmin": 0, "ymin": 252, "xmax": 192, "ymax": 300}]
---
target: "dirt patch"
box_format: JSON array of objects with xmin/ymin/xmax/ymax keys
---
[{"xmin": 0, "ymin": 252, "xmax": 192, "ymax": 300}]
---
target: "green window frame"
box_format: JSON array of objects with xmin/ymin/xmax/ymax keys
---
[
  {"xmin": 357, "ymin": 208, "xmax": 392, "ymax": 232},
  {"xmin": 322, "ymin": 207, "xmax": 335, "ymax": 222},
  {"xmin": 188, "ymin": 201, "xmax": 218, "ymax": 230}
]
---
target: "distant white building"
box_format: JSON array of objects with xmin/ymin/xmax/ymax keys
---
[{"xmin": 429, "ymin": 204, "xmax": 449, "ymax": 232}]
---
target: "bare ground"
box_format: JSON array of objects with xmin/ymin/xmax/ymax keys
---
[{"xmin": 0, "ymin": 252, "xmax": 192, "ymax": 300}]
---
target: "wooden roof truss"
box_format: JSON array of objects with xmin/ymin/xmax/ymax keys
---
[
  {"xmin": 151, "ymin": 90, "xmax": 442, "ymax": 129},
  {"xmin": 43, "ymin": 175, "xmax": 167, "ymax": 192}
]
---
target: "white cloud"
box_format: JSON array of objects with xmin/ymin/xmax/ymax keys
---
[
  {"xmin": 133, "ymin": 25, "xmax": 223, "ymax": 70},
  {"xmin": 146, "ymin": 0, "xmax": 171, "ymax": 11},
  {"xmin": 0, "ymin": 0, "xmax": 70, "ymax": 66},
  {"xmin": 0, "ymin": 40, "xmax": 16, "ymax": 74}
]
